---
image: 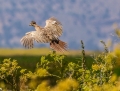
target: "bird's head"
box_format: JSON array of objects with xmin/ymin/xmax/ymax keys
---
[{"xmin": 29, "ymin": 21, "xmax": 36, "ymax": 26}]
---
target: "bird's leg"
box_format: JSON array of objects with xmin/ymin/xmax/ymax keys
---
[
  {"xmin": 52, "ymin": 49, "xmax": 56, "ymax": 54},
  {"xmin": 50, "ymin": 42, "xmax": 56, "ymax": 53}
]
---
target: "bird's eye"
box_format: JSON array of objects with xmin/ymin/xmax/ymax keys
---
[{"xmin": 31, "ymin": 21, "xmax": 36, "ymax": 24}]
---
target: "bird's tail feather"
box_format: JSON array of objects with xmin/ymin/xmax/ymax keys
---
[{"xmin": 50, "ymin": 40, "xmax": 67, "ymax": 52}]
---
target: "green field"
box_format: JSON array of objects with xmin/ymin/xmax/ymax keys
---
[
  {"xmin": 1, "ymin": 48, "xmax": 120, "ymax": 91},
  {"xmin": 0, "ymin": 48, "xmax": 94, "ymax": 71},
  {"xmin": 0, "ymin": 48, "xmax": 96, "ymax": 56},
  {"xmin": 0, "ymin": 48, "xmax": 119, "ymax": 73}
]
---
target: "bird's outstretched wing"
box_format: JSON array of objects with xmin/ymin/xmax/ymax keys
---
[
  {"xmin": 44, "ymin": 17, "xmax": 62, "ymax": 39},
  {"xmin": 20, "ymin": 31, "xmax": 49, "ymax": 48}
]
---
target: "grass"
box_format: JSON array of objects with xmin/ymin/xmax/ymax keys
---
[
  {"xmin": 0, "ymin": 48, "xmax": 95, "ymax": 72},
  {"xmin": 0, "ymin": 48, "xmax": 97, "ymax": 56},
  {"xmin": 0, "ymin": 55, "xmax": 93, "ymax": 72},
  {"xmin": 0, "ymin": 48, "xmax": 51, "ymax": 56},
  {"xmin": 0, "ymin": 48, "xmax": 119, "ymax": 75},
  {"xmin": 1, "ymin": 47, "xmax": 119, "ymax": 91},
  {"xmin": 1, "ymin": 47, "xmax": 120, "ymax": 90}
]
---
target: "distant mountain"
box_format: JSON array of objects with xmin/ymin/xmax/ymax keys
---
[{"xmin": 0, "ymin": 0, "xmax": 120, "ymax": 50}]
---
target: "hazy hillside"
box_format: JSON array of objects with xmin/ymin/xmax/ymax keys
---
[{"xmin": 0, "ymin": 0, "xmax": 120, "ymax": 50}]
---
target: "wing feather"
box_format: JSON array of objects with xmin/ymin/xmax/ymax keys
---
[
  {"xmin": 49, "ymin": 17, "xmax": 62, "ymax": 25},
  {"xmin": 20, "ymin": 31, "xmax": 50, "ymax": 48},
  {"xmin": 44, "ymin": 17, "xmax": 63, "ymax": 39}
]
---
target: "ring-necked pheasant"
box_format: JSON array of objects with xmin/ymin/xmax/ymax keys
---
[{"xmin": 20, "ymin": 17, "xmax": 67, "ymax": 52}]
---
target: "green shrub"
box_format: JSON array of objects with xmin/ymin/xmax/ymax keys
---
[{"xmin": 0, "ymin": 41, "xmax": 120, "ymax": 91}]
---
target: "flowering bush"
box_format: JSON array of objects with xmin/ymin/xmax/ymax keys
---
[{"xmin": 0, "ymin": 40, "xmax": 120, "ymax": 91}]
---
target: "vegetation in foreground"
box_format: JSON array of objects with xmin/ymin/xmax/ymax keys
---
[{"xmin": 0, "ymin": 39, "xmax": 120, "ymax": 91}]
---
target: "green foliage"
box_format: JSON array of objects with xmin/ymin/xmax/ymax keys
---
[
  {"xmin": 0, "ymin": 42, "xmax": 120, "ymax": 91},
  {"xmin": 0, "ymin": 58, "xmax": 21, "ymax": 91}
]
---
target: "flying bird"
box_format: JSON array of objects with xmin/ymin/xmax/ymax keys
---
[{"xmin": 20, "ymin": 17, "xmax": 67, "ymax": 52}]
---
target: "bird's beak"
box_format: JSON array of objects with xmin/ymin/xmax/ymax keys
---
[{"xmin": 29, "ymin": 24, "xmax": 32, "ymax": 26}]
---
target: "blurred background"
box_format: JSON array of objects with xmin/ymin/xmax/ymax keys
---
[
  {"xmin": 0, "ymin": 0, "xmax": 120, "ymax": 50},
  {"xmin": 1, "ymin": 1, "xmax": 120, "ymax": 90}
]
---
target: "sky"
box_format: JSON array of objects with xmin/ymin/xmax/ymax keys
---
[{"xmin": 0, "ymin": 0, "xmax": 120, "ymax": 50}]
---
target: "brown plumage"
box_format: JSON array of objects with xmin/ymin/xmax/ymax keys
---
[{"xmin": 20, "ymin": 17, "xmax": 67, "ymax": 52}]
